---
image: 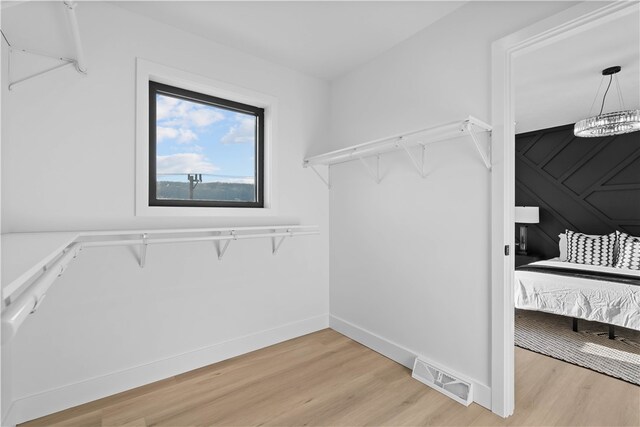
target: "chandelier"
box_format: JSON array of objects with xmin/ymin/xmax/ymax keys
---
[{"xmin": 574, "ymin": 66, "xmax": 640, "ymax": 137}]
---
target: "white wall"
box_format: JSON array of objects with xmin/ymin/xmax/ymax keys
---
[
  {"xmin": 328, "ymin": 0, "xmax": 576, "ymax": 398},
  {"xmin": 1, "ymin": 2, "xmax": 329, "ymax": 422}
]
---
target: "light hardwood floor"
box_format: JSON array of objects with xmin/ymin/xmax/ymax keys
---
[{"xmin": 21, "ymin": 329, "xmax": 640, "ymax": 426}]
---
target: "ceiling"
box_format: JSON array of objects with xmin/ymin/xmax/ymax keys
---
[
  {"xmin": 514, "ymin": 9, "xmax": 640, "ymax": 133},
  {"xmin": 114, "ymin": 1, "xmax": 466, "ymax": 81}
]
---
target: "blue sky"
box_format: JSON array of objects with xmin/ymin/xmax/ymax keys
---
[{"xmin": 155, "ymin": 93, "xmax": 256, "ymax": 184}]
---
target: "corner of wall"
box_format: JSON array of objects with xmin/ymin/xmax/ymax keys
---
[{"xmin": 329, "ymin": 315, "xmax": 492, "ymax": 411}]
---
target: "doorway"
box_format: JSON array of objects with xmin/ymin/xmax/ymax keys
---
[{"xmin": 489, "ymin": 1, "xmax": 639, "ymax": 418}]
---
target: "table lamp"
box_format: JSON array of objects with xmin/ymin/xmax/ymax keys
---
[{"xmin": 515, "ymin": 206, "xmax": 539, "ymax": 255}]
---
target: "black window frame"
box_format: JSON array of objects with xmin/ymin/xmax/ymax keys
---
[{"xmin": 149, "ymin": 81, "xmax": 265, "ymax": 208}]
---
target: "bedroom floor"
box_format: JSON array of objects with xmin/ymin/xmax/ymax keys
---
[
  {"xmin": 21, "ymin": 329, "xmax": 640, "ymax": 426},
  {"xmin": 515, "ymin": 309, "xmax": 640, "ymax": 385}
]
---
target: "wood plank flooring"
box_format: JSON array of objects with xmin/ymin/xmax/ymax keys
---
[{"xmin": 21, "ymin": 329, "xmax": 640, "ymax": 426}]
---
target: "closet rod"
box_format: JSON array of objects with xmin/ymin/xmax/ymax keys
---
[
  {"xmin": 1, "ymin": 226, "xmax": 320, "ymax": 342},
  {"xmin": 63, "ymin": 1, "xmax": 87, "ymax": 73},
  {"xmin": 79, "ymin": 225, "xmax": 314, "ymax": 237},
  {"xmin": 1, "ymin": 243, "xmax": 82, "ymax": 344}
]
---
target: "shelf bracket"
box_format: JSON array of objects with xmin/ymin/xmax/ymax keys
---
[
  {"xmin": 6, "ymin": 45, "xmax": 77, "ymax": 91},
  {"xmin": 217, "ymin": 231, "xmax": 236, "ymax": 260},
  {"xmin": 31, "ymin": 245, "xmax": 80, "ymax": 313},
  {"xmin": 465, "ymin": 121, "xmax": 491, "ymax": 170},
  {"xmin": 399, "ymin": 139, "xmax": 427, "ymax": 178},
  {"xmin": 272, "ymin": 229, "xmax": 293, "ymax": 255},
  {"xmin": 358, "ymin": 155, "xmax": 381, "ymax": 184},
  {"xmin": 30, "ymin": 294, "xmax": 47, "ymax": 314},
  {"xmin": 139, "ymin": 234, "xmax": 148, "ymax": 268},
  {"xmin": 3, "ymin": 1, "xmax": 86, "ymax": 90},
  {"xmin": 307, "ymin": 163, "xmax": 331, "ymax": 189}
]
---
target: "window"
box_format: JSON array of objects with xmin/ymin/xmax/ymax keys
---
[{"xmin": 148, "ymin": 81, "xmax": 265, "ymax": 208}]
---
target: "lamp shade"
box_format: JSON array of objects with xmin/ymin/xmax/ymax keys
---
[{"xmin": 515, "ymin": 206, "xmax": 539, "ymax": 224}]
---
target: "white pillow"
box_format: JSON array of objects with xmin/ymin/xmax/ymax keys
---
[
  {"xmin": 558, "ymin": 233, "xmax": 567, "ymax": 261},
  {"xmin": 566, "ymin": 230, "xmax": 617, "ymax": 266},
  {"xmin": 615, "ymin": 231, "xmax": 640, "ymax": 270}
]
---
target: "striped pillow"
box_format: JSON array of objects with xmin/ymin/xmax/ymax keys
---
[
  {"xmin": 615, "ymin": 231, "xmax": 640, "ymax": 270},
  {"xmin": 566, "ymin": 230, "xmax": 616, "ymax": 267}
]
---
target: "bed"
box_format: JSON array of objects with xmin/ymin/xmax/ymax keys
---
[{"xmin": 515, "ymin": 258, "xmax": 640, "ymax": 337}]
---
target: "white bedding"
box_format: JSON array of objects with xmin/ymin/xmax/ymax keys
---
[{"xmin": 515, "ymin": 258, "xmax": 640, "ymax": 330}]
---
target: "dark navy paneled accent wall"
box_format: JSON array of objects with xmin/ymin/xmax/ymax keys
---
[{"xmin": 515, "ymin": 123, "xmax": 640, "ymax": 260}]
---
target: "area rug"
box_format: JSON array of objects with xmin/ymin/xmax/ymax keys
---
[{"xmin": 515, "ymin": 309, "xmax": 640, "ymax": 385}]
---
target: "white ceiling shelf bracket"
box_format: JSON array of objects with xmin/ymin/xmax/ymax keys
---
[
  {"xmin": 307, "ymin": 164, "xmax": 331, "ymax": 189},
  {"xmin": 1, "ymin": 225, "xmax": 319, "ymax": 343},
  {"xmin": 465, "ymin": 120, "xmax": 492, "ymax": 170},
  {"xmin": 303, "ymin": 116, "xmax": 491, "ymax": 187},
  {"xmin": 399, "ymin": 140, "xmax": 427, "ymax": 178},
  {"xmin": 139, "ymin": 234, "xmax": 148, "ymax": 268},
  {"xmin": 272, "ymin": 229, "xmax": 293, "ymax": 255},
  {"xmin": 358, "ymin": 155, "xmax": 381, "ymax": 184},
  {"xmin": 6, "ymin": 47, "xmax": 76, "ymax": 90},
  {"xmin": 218, "ymin": 239, "xmax": 232, "ymax": 260},
  {"xmin": 3, "ymin": 2, "xmax": 87, "ymax": 90}
]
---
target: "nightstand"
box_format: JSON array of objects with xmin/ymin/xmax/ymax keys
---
[{"xmin": 515, "ymin": 253, "xmax": 543, "ymax": 267}]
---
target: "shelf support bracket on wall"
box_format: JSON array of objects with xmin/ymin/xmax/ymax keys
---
[
  {"xmin": 6, "ymin": 53, "xmax": 76, "ymax": 90},
  {"xmin": 399, "ymin": 139, "xmax": 427, "ymax": 178},
  {"xmin": 139, "ymin": 234, "xmax": 148, "ymax": 268},
  {"xmin": 272, "ymin": 229, "xmax": 293, "ymax": 255},
  {"xmin": 465, "ymin": 121, "xmax": 491, "ymax": 170},
  {"xmin": 2, "ymin": 1, "xmax": 87, "ymax": 90},
  {"xmin": 307, "ymin": 164, "xmax": 331, "ymax": 189},
  {"xmin": 358, "ymin": 155, "xmax": 381, "ymax": 184},
  {"xmin": 217, "ymin": 231, "xmax": 236, "ymax": 260}
]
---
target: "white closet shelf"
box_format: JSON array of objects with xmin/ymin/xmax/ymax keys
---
[
  {"xmin": 303, "ymin": 116, "xmax": 491, "ymax": 187},
  {"xmin": 1, "ymin": 225, "xmax": 319, "ymax": 343}
]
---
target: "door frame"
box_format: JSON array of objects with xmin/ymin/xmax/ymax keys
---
[{"xmin": 489, "ymin": 1, "xmax": 640, "ymax": 418}]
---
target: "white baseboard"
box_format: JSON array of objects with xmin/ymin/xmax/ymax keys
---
[
  {"xmin": 329, "ymin": 314, "xmax": 492, "ymax": 410},
  {"xmin": 5, "ymin": 314, "xmax": 329, "ymax": 426},
  {"xmin": 1, "ymin": 402, "xmax": 15, "ymax": 427},
  {"xmin": 5, "ymin": 314, "xmax": 490, "ymax": 426}
]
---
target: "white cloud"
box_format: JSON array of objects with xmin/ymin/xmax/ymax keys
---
[
  {"xmin": 156, "ymin": 96, "xmax": 180, "ymax": 121},
  {"xmin": 156, "ymin": 94, "xmax": 225, "ymax": 128},
  {"xmin": 178, "ymin": 128, "xmax": 198, "ymax": 143},
  {"xmin": 221, "ymin": 117, "xmax": 256, "ymax": 144},
  {"xmin": 190, "ymin": 108, "xmax": 225, "ymax": 127},
  {"xmin": 156, "ymin": 127, "xmax": 199, "ymax": 144},
  {"xmin": 156, "ymin": 153, "xmax": 218, "ymax": 175},
  {"xmin": 157, "ymin": 126, "xmax": 178, "ymax": 142}
]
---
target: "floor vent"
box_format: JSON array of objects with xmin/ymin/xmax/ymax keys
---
[{"xmin": 412, "ymin": 357, "xmax": 473, "ymax": 406}]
